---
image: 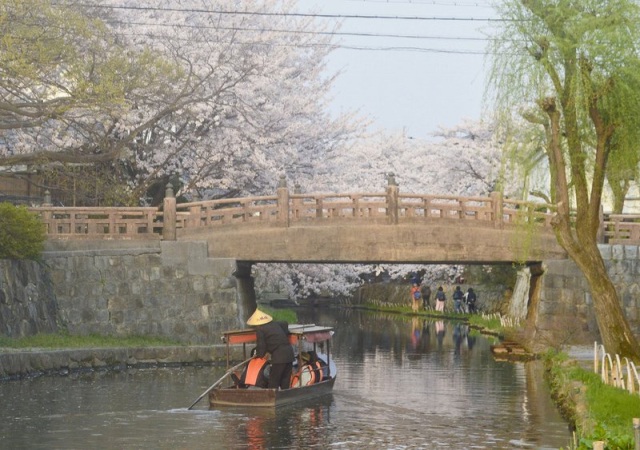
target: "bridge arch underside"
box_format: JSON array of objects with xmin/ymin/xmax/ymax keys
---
[{"xmin": 179, "ymin": 222, "xmax": 567, "ymax": 264}]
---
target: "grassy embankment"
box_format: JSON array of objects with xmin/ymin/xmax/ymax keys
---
[
  {"xmin": 543, "ymin": 350, "xmax": 640, "ymax": 450},
  {"xmin": 470, "ymin": 311, "xmax": 640, "ymax": 449},
  {"xmin": 0, "ymin": 333, "xmax": 180, "ymax": 349},
  {"xmin": 359, "ymin": 301, "xmax": 505, "ymax": 333}
]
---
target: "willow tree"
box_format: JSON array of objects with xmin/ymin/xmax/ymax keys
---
[
  {"xmin": 488, "ymin": 0, "xmax": 640, "ymax": 360},
  {"xmin": 606, "ymin": 135, "xmax": 640, "ymax": 214}
]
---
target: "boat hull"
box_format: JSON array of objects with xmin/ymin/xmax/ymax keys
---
[{"xmin": 209, "ymin": 377, "xmax": 336, "ymax": 408}]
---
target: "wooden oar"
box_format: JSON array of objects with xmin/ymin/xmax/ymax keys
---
[{"xmin": 187, "ymin": 357, "xmax": 253, "ymax": 410}]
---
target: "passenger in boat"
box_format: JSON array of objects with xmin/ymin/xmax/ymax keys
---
[
  {"xmin": 247, "ymin": 309, "xmax": 295, "ymax": 390},
  {"xmin": 291, "ymin": 362, "xmax": 315, "ymax": 387},
  {"xmin": 292, "ymin": 351, "xmax": 330, "ymax": 387},
  {"xmin": 303, "ymin": 351, "xmax": 327, "ymax": 382},
  {"xmin": 236, "ymin": 349, "xmax": 270, "ymax": 388}
]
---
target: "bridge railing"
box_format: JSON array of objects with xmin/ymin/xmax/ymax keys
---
[
  {"xmin": 290, "ymin": 193, "xmax": 389, "ymax": 221},
  {"xmin": 397, "ymin": 193, "xmax": 554, "ymax": 226},
  {"xmin": 29, "ymin": 178, "xmax": 640, "ymax": 242},
  {"xmin": 603, "ymin": 214, "xmax": 640, "ymax": 244},
  {"xmin": 398, "ymin": 193, "xmax": 494, "ymax": 221},
  {"xmin": 503, "ymin": 198, "xmax": 555, "ymax": 227},
  {"xmin": 28, "ymin": 190, "xmax": 557, "ymax": 240},
  {"xmin": 35, "ymin": 207, "xmax": 162, "ymax": 240},
  {"xmin": 174, "ymin": 195, "xmax": 280, "ymax": 229},
  {"xmin": 170, "ymin": 190, "xmax": 554, "ymax": 228}
]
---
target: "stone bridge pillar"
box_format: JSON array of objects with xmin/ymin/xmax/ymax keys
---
[
  {"xmin": 277, "ymin": 175, "xmax": 290, "ymax": 227},
  {"xmin": 386, "ymin": 173, "xmax": 399, "ymax": 225},
  {"xmin": 491, "ymin": 191, "xmax": 504, "ymax": 229},
  {"xmin": 234, "ymin": 261, "xmax": 257, "ymax": 319},
  {"xmin": 163, "ymin": 183, "xmax": 177, "ymax": 241}
]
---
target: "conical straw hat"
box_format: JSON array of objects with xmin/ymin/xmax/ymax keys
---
[{"xmin": 246, "ymin": 309, "xmax": 273, "ymax": 326}]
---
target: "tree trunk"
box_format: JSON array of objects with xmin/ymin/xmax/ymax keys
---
[
  {"xmin": 564, "ymin": 238, "xmax": 640, "ymax": 362},
  {"xmin": 541, "ymin": 95, "xmax": 640, "ymax": 362},
  {"xmin": 607, "ymin": 175, "xmax": 630, "ymax": 214}
]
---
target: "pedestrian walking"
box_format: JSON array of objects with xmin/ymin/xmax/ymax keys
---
[
  {"xmin": 435, "ymin": 286, "xmax": 446, "ymax": 312},
  {"xmin": 466, "ymin": 288, "xmax": 478, "ymax": 314},
  {"xmin": 410, "ymin": 283, "xmax": 421, "ymax": 313},
  {"xmin": 453, "ymin": 286, "xmax": 464, "ymax": 314},
  {"xmin": 420, "ymin": 284, "xmax": 431, "ymax": 310}
]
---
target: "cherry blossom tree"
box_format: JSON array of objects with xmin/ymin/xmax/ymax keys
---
[
  {"xmin": 1, "ymin": 0, "xmax": 363, "ymax": 204},
  {"xmin": 94, "ymin": 0, "xmax": 365, "ymax": 202}
]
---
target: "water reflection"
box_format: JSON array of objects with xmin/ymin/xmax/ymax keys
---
[
  {"xmin": 0, "ymin": 308, "xmax": 570, "ymax": 449},
  {"xmin": 300, "ymin": 308, "xmax": 570, "ymax": 449}
]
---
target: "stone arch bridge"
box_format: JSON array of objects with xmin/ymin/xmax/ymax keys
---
[{"xmin": 31, "ymin": 178, "xmax": 640, "ymax": 264}]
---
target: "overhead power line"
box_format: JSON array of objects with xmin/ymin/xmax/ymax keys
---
[
  {"xmin": 118, "ymin": 31, "xmax": 489, "ymax": 54},
  {"xmin": 108, "ymin": 20, "xmax": 493, "ymax": 42},
  {"xmin": 67, "ymin": 3, "xmax": 506, "ymax": 22},
  {"xmin": 345, "ymin": 0, "xmax": 494, "ymax": 6}
]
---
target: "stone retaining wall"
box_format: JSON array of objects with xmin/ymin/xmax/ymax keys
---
[
  {"xmin": 0, "ymin": 345, "xmax": 245, "ymax": 380},
  {"xmin": 3, "ymin": 240, "xmax": 639, "ymax": 352},
  {"xmin": 534, "ymin": 245, "xmax": 640, "ymax": 346},
  {"xmin": 45, "ymin": 241, "xmax": 250, "ymax": 344},
  {"xmin": 1, "ymin": 240, "xmax": 255, "ymax": 345},
  {"xmin": 0, "ymin": 260, "xmax": 58, "ymax": 337}
]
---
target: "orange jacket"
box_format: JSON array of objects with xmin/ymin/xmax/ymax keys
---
[{"xmin": 241, "ymin": 357, "xmax": 269, "ymax": 387}]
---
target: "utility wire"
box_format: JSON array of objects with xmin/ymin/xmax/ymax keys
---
[
  {"xmin": 65, "ymin": 3, "xmax": 506, "ymax": 22},
  {"xmin": 108, "ymin": 20, "xmax": 493, "ymax": 42},
  {"xmin": 344, "ymin": 0, "xmax": 493, "ymax": 5},
  {"xmin": 117, "ymin": 31, "xmax": 492, "ymax": 54}
]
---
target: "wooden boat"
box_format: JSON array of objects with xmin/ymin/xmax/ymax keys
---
[{"xmin": 208, "ymin": 324, "xmax": 336, "ymax": 408}]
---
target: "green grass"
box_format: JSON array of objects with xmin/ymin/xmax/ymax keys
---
[
  {"xmin": 0, "ymin": 332, "xmax": 181, "ymax": 349},
  {"xmin": 574, "ymin": 372, "xmax": 640, "ymax": 449},
  {"xmin": 545, "ymin": 351, "xmax": 640, "ymax": 449},
  {"xmin": 360, "ymin": 301, "xmax": 471, "ymax": 318},
  {"xmin": 467, "ymin": 314, "xmax": 505, "ymax": 334},
  {"xmin": 260, "ymin": 306, "xmax": 297, "ymax": 324}
]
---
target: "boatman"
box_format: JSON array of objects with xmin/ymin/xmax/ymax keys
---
[{"xmin": 246, "ymin": 309, "xmax": 295, "ymax": 390}]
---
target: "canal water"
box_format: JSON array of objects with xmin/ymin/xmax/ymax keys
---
[{"xmin": 0, "ymin": 308, "xmax": 571, "ymax": 449}]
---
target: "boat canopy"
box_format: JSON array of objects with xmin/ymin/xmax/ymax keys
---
[
  {"xmin": 221, "ymin": 324, "xmax": 334, "ymax": 369},
  {"xmin": 222, "ymin": 324, "xmax": 334, "ymax": 346}
]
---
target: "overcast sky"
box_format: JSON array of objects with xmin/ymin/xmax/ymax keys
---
[{"xmin": 297, "ymin": 0, "xmax": 498, "ymax": 139}]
